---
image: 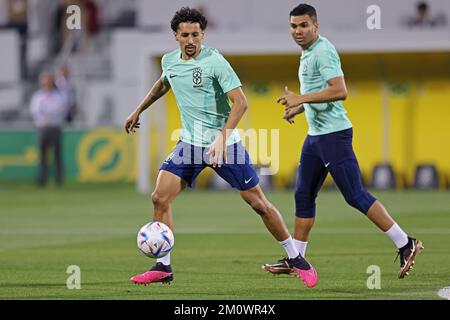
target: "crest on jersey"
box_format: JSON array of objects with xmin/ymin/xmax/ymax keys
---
[
  {"xmin": 192, "ymin": 67, "xmax": 203, "ymax": 87},
  {"xmin": 301, "ymin": 61, "xmax": 309, "ymax": 76}
]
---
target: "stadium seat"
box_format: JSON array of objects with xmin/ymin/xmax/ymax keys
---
[
  {"xmin": 371, "ymin": 163, "xmax": 396, "ymax": 190},
  {"xmin": 413, "ymin": 164, "xmax": 440, "ymax": 190}
]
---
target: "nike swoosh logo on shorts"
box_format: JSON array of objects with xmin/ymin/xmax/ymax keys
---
[{"xmin": 245, "ymin": 177, "xmax": 253, "ymax": 184}]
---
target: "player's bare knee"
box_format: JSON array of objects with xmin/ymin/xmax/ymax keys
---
[
  {"xmin": 151, "ymin": 191, "xmax": 170, "ymax": 208},
  {"xmin": 241, "ymin": 193, "xmax": 266, "ymax": 216},
  {"xmin": 251, "ymin": 198, "xmax": 272, "ymax": 216},
  {"xmin": 251, "ymin": 202, "xmax": 266, "ymax": 216}
]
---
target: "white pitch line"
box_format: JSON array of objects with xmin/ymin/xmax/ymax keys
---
[{"xmin": 437, "ymin": 287, "xmax": 450, "ymax": 300}]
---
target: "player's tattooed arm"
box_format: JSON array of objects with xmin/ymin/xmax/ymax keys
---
[
  {"xmin": 124, "ymin": 78, "xmax": 171, "ymax": 133},
  {"xmin": 278, "ymin": 76, "xmax": 347, "ymax": 111},
  {"xmin": 223, "ymin": 87, "xmax": 248, "ymax": 137}
]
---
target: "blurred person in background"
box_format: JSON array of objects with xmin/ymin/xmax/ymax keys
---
[
  {"xmin": 55, "ymin": 65, "xmax": 77, "ymax": 123},
  {"xmin": 0, "ymin": 1, "xmax": 6, "ymax": 27},
  {"xmin": 81, "ymin": 0, "xmax": 100, "ymax": 50},
  {"xmin": 53, "ymin": 0, "xmax": 100, "ymax": 54},
  {"xmin": 30, "ymin": 72, "xmax": 69, "ymax": 187},
  {"xmin": 53, "ymin": 0, "xmax": 77, "ymax": 55},
  {"xmin": 405, "ymin": 2, "xmax": 447, "ymax": 28}
]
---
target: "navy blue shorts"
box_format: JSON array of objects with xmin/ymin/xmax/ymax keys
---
[
  {"xmin": 295, "ymin": 128, "xmax": 377, "ymax": 218},
  {"xmin": 160, "ymin": 141, "xmax": 259, "ymax": 191}
]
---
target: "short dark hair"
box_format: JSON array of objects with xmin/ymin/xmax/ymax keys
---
[
  {"xmin": 290, "ymin": 4, "xmax": 317, "ymax": 20},
  {"xmin": 170, "ymin": 7, "xmax": 208, "ymax": 32},
  {"xmin": 417, "ymin": 2, "xmax": 428, "ymax": 11}
]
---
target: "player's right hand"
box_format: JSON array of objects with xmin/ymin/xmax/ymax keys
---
[
  {"xmin": 124, "ymin": 112, "xmax": 141, "ymax": 134},
  {"xmin": 207, "ymin": 134, "xmax": 227, "ymax": 168}
]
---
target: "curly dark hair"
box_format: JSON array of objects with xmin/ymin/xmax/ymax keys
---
[{"xmin": 170, "ymin": 7, "xmax": 208, "ymax": 32}]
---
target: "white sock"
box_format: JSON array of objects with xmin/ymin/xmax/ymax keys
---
[
  {"xmin": 279, "ymin": 236, "xmax": 300, "ymax": 259},
  {"xmin": 385, "ymin": 223, "xmax": 409, "ymax": 248},
  {"xmin": 294, "ymin": 239, "xmax": 308, "ymax": 257},
  {"xmin": 157, "ymin": 253, "xmax": 171, "ymax": 266}
]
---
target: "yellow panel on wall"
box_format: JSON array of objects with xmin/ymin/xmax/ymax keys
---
[
  {"xmin": 414, "ymin": 80, "xmax": 450, "ymax": 182},
  {"xmin": 344, "ymin": 80, "xmax": 383, "ymax": 179}
]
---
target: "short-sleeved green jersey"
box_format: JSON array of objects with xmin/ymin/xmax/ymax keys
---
[
  {"xmin": 161, "ymin": 45, "xmax": 242, "ymax": 147},
  {"xmin": 299, "ymin": 35, "xmax": 352, "ymax": 136}
]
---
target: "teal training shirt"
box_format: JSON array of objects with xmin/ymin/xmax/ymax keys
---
[
  {"xmin": 299, "ymin": 35, "xmax": 352, "ymax": 136},
  {"xmin": 161, "ymin": 45, "xmax": 242, "ymax": 147}
]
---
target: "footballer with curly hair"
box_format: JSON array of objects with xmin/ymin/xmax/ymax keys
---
[{"xmin": 125, "ymin": 7, "xmax": 318, "ymax": 288}]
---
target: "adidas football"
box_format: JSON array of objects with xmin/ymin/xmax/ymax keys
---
[{"xmin": 137, "ymin": 221, "xmax": 174, "ymax": 258}]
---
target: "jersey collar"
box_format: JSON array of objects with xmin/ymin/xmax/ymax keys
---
[
  {"xmin": 179, "ymin": 45, "xmax": 206, "ymax": 62},
  {"xmin": 303, "ymin": 35, "xmax": 321, "ymax": 52}
]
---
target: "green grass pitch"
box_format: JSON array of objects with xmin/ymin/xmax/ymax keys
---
[{"xmin": 0, "ymin": 183, "xmax": 449, "ymax": 300}]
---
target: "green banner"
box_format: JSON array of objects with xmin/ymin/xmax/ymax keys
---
[{"xmin": 0, "ymin": 129, "xmax": 137, "ymax": 182}]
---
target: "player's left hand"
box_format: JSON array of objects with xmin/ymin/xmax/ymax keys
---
[
  {"xmin": 283, "ymin": 104, "xmax": 305, "ymax": 124},
  {"xmin": 277, "ymin": 86, "xmax": 303, "ymax": 110},
  {"xmin": 207, "ymin": 134, "xmax": 227, "ymax": 168}
]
